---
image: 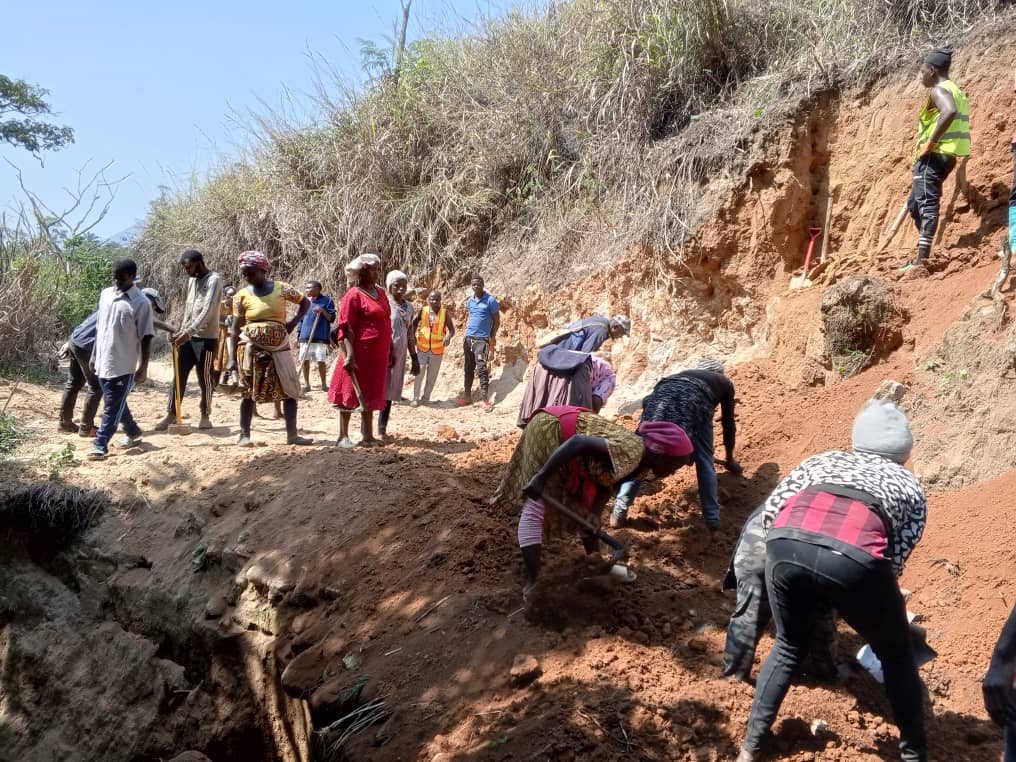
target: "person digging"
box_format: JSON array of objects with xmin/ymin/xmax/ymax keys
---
[
  {"xmin": 612, "ymin": 357, "xmax": 742, "ymax": 530},
  {"xmin": 492, "ymin": 406, "xmax": 693, "ymax": 601}
]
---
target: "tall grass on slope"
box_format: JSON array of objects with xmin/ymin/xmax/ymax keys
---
[{"xmin": 136, "ymin": 0, "xmax": 1004, "ymax": 300}]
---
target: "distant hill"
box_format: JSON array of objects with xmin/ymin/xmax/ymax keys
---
[{"xmin": 103, "ymin": 222, "xmax": 144, "ymax": 247}]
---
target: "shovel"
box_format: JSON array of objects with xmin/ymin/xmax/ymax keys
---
[
  {"xmin": 297, "ymin": 312, "xmax": 321, "ymax": 364},
  {"xmin": 790, "ymin": 226, "xmax": 823, "ymax": 290},
  {"xmin": 788, "ymin": 228, "xmax": 820, "ymax": 290},
  {"xmin": 877, "ymin": 202, "xmax": 910, "ymax": 254},
  {"xmin": 539, "ymin": 493, "xmax": 636, "ymax": 582},
  {"xmin": 168, "ymin": 344, "xmax": 192, "ymax": 436}
]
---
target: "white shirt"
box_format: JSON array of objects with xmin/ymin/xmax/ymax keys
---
[{"xmin": 93, "ymin": 285, "xmax": 155, "ymax": 379}]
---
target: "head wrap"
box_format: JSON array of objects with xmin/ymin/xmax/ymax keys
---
[
  {"xmin": 344, "ymin": 256, "xmax": 363, "ymax": 276},
  {"xmin": 924, "ymin": 46, "xmax": 952, "ymax": 70},
  {"xmin": 697, "ymin": 357, "xmax": 725, "ymax": 374},
  {"xmin": 238, "ymin": 250, "xmax": 270, "ymax": 272},
  {"xmin": 637, "ymin": 420, "xmax": 693, "ymax": 457},
  {"xmin": 386, "ymin": 269, "xmax": 409, "ymax": 289},
  {"xmin": 360, "ymin": 253, "xmax": 381, "ymax": 268},
  {"xmin": 141, "ymin": 287, "xmax": 165, "ymax": 314},
  {"xmin": 852, "ymin": 400, "xmax": 913, "ymax": 464},
  {"xmin": 611, "ymin": 315, "xmax": 632, "ymax": 336}
]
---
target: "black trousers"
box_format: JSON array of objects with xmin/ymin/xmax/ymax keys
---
[
  {"xmin": 166, "ymin": 338, "xmax": 218, "ymax": 416},
  {"xmin": 59, "ymin": 343, "xmax": 101, "ymax": 430},
  {"xmin": 907, "ymin": 152, "xmax": 956, "ymax": 262},
  {"xmin": 463, "ymin": 336, "xmax": 490, "ymax": 399},
  {"xmin": 744, "ymin": 537, "xmax": 926, "ymax": 761}
]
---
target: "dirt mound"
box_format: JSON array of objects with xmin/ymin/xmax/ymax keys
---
[{"xmin": 820, "ymin": 275, "xmax": 905, "ymax": 380}]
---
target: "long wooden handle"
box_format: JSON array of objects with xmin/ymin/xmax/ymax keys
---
[
  {"xmin": 173, "ymin": 344, "xmax": 183, "ymax": 424},
  {"xmin": 538, "ymin": 492, "xmax": 626, "ymax": 558},
  {"xmin": 349, "ymin": 368, "xmax": 367, "ymax": 410},
  {"xmin": 298, "ymin": 313, "xmax": 321, "ymax": 362},
  {"xmin": 877, "ymin": 203, "xmax": 910, "ymax": 253}
]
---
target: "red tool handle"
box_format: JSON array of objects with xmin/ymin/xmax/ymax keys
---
[{"xmin": 802, "ymin": 227, "xmax": 823, "ymax": 277}]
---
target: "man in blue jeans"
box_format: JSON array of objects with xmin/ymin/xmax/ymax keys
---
[
  {"xmin": 460, "ymin": 275, "xmax": 499, "ymax": 412},
  {"xmin": 88, "ymin": 259, "xmax": 154, "ymax": 461},
  {"xmin": 611, "ymin": 358, "xmax": 741, "ymax": 529}
]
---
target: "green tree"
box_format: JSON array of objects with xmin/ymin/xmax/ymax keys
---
[{"xmin": 0, "ymin": 75, "xmax": 74, "ymax": 155}]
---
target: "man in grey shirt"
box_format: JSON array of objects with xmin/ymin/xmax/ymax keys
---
[
  {"xmin": 155, "ymin": 249, "xmax": 223, "ymax": 430},
  {"xmin": 88, "ymin": 258, "xmax": 154, "ymax": 461}
]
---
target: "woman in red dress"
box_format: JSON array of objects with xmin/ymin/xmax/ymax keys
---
[{"xmin": 329, "ymin": 253, "xmax": 393, "ymax": 447}]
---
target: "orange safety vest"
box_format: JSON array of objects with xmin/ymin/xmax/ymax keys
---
[{"xmin": 416, "ymin": 306, "xmax": 447, "ymax": 354}]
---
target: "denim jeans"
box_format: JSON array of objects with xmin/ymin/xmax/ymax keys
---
[
  {"xmin": 93, "ymin": 374, "xmax": 142, "ymax": 453},
  {"xmin": 611, "ymin": 432, "xmax": 719, "ymax": 524},
  {"xmin": 691, "ymin": 431, "xmax": 719, "ymax": 523},
  {"xmin": 744, "ymin": 537, "xmax": 926, "ymax": 761}
]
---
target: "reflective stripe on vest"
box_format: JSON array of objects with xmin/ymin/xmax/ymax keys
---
[
  {"xmin": 914, "ymin": 79, "xmax": 971, "ymax": 161},
  {"xmin": 416, "ymin": 306, "xmax": 447, "ymax": 354}
]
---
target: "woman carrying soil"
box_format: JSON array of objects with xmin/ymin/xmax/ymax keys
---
[
  {"xmin": 493, "ymin": 406, "xmax": 693, "ymax": 600},
  {"xmin": 328, "ymin": 254, "xmax": 392, "ymax": 447},
  {"xmin": 377, "ymin": 270, "xmax": 418, "ymax": 439},
  {"xmin": 230, "ymin": 251, "xmax": 313, "ymax": 447},
  {"xmin": 736, "ymin": 400, "xmax": 928, "ymax": 762}
]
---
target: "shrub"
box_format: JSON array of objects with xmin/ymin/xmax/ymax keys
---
[{"xmin": 135, "ymin": 0, "xmax": 1006, "ymax": 298}]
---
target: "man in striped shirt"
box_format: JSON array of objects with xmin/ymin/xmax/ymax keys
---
[{"xmin": 737, "ymin": 400, "xmax": 928, "ymax": 762}]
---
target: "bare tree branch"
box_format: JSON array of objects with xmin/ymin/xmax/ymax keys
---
[{"xmin": 3, "ymin": 158, "xmax": 127, "ymax": 256}]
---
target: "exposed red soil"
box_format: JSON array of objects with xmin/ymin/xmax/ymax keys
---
[{"xmin": 3, "ymin": 251, "xmax": 1014, "ymax": 762}]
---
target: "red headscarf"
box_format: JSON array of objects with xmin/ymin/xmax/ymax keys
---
[
  {"xmin": 637, "ymin": 420, "xmax": 693, "ymax": 456},
  {"xmin": 238, "ymin": 250, "xmax": 270, "ymax": 272}
]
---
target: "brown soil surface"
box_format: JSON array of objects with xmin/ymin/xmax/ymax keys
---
[
  {"xmin": 5, "ymin": 23, "xmax": 1016, "ymax": 762},
  {"xmin": 3, "ymin": 249, "xmax": 1015, "ymax": 762}
]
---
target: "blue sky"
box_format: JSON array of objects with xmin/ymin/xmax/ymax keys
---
[{"xmin": 1, "ymin": 0, "xmax": 517, "ymax": 239}]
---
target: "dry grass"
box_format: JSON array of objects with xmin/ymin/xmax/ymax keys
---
[{"xmin": 135, "ymin": 0, "xmax": 1007, "ymax": 302}]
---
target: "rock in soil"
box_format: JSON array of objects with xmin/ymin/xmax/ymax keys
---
[{"xmin": 510, "ymin": 654, "xmax": 542, "ymax": 686}]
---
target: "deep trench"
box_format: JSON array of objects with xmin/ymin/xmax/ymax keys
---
[{"xmin": 0, "ymin": 527, "xmax": 309, "ymax": 762}]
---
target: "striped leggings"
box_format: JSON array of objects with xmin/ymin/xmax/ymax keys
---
[{"xmin": 517, "ymin": 497, "xmax": 545, "ymax": 548}]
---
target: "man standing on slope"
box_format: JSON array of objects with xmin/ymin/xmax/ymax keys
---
[
  {"xmin": 155, "ymin": 249, "xmax": 223, "ymax": 431},
  {"xmin": 901, "ymin": 46, "xmax": 971, "ymax": 272},
  {"xmin": 460, "ymin": 275, "xmax": 499, "ymax": 412},
  {"xmin": 88, "ymin": 259, "xmax": 154, "ymax": 461}
]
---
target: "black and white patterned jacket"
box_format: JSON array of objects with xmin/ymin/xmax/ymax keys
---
[{"xmin": 760, "ymin": 450, "xmax": 927, "ymax": 576}]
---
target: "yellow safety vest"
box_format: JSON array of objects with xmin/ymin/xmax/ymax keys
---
[
  {"xmin": 914, "ymin": 79, "xmax": 970, "ymax": 163},
  {"xmin": 416, "ymin": 306, "xmax": 447, "ymax": 354}
]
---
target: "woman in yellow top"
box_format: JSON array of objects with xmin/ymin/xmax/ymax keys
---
[{"xmin": 229, "ymin": 250, "xmax": 313, "ymax": 447}]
